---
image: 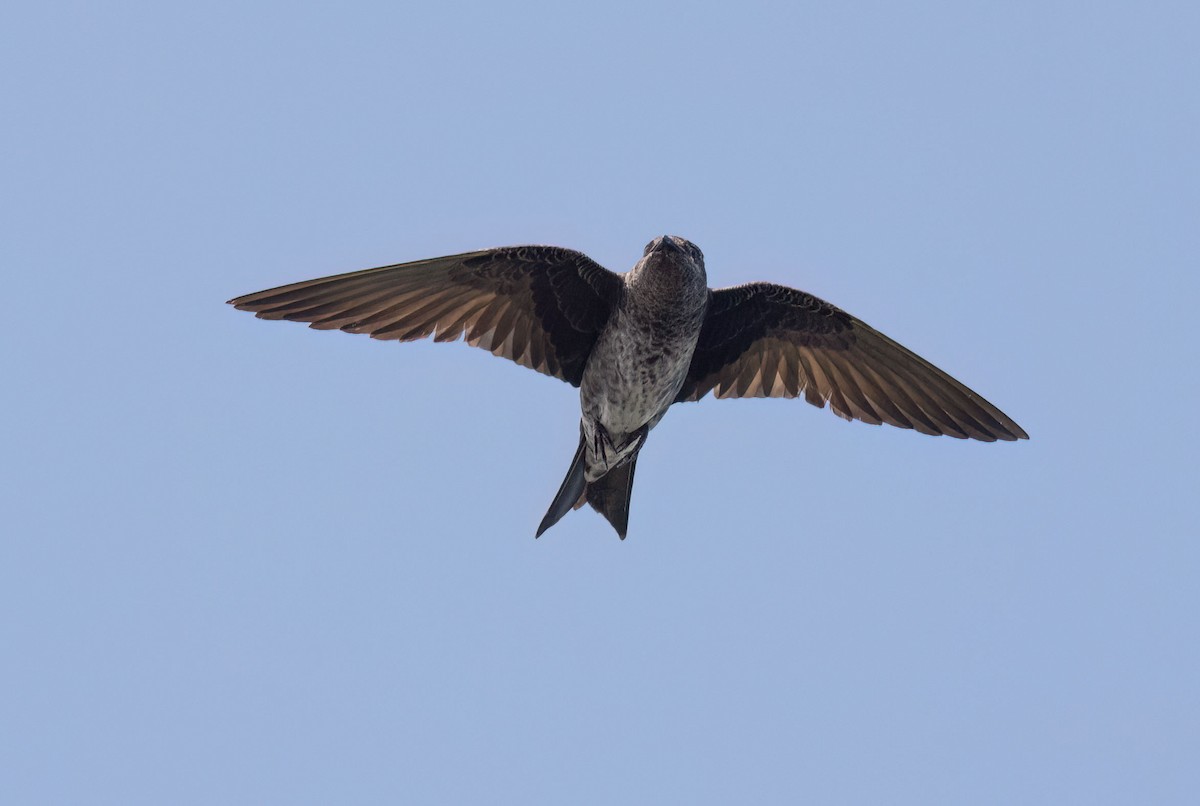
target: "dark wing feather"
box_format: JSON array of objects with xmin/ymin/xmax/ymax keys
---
[
  {"xmin": 228, "ymin": 246, "xmax": 622, "ymax": 387},
  {"xmin": 677, "ymin": 283, "xmax": 1028, "ymax": 442}
]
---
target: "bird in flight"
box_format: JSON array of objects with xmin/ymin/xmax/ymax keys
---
[{"xmin": 229, "ymin": 236, "xmax": 1026, "ymax": 538}]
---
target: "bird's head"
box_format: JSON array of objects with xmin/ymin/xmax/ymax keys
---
[{"xmin": 640, "ymin": 235, "xmax": 706, "ymax": 282}]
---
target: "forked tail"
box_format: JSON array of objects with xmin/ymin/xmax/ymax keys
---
[{"xmin": 536, "ymin": 432, "xmax": 638, "ymax": 539}]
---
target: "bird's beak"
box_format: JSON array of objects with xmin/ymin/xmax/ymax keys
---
[{"xmin": 656, "ymin": 236, "xmax": 681, "ymax": 255}]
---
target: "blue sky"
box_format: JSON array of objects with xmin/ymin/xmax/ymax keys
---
[{"xmin": 3, "ymin": 2, "xmax": 1197, "ymax": 803}]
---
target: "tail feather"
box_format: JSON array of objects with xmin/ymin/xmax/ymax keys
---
[
  {"xmin": 536, "ymin": 433, "xmax": 639, "ymax": 539},
  {"xmin": 585, "ymin": 457, "xmax": 637, "ymax": 540},
  {"xmin": 536, "ymin": 434, "xmax": 587, "ymax": 538}
]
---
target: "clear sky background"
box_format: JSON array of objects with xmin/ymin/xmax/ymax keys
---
[{"xmin": 3, "ymin": 2, "xmax": 1197, "ymax": 803}]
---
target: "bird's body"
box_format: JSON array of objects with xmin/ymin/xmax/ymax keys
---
[
  {"xmin": 229, "ymin": 236, "xmax": 1027, "ymax": 539},
  {"xmin": 580, "ymin": 236, "xmax": 709, "ymax": 480}
]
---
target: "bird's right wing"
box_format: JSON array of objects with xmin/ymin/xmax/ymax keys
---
[
  {"xmin": 228, "ymin": 246, "xmax": 623, "ymax": 387},
  {"xmin": 676, "ymin": 283, "xmax": 1027, "ymax": 442}
]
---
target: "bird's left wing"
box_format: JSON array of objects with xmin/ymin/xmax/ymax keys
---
[
  {"xmin": 676, "ymin": 283, "xmax": 1027, "ymax": 442},
  {"xmin": 228, "ymin": 246, "xmax": 622, "ymax": 387}
]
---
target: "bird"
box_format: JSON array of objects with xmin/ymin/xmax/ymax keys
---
[{"xmin": 228, "ymin": 236, "xmax": 1027, "ymax": 539}]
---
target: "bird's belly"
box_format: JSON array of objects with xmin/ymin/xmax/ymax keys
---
[
  {"xmin": 586, "ymin": 365, "xmax": 681, "ymax": 433},
  {"xmin": 578, "ymin": 320, "xmax": 698, "ymax": 479},
  {"xmin": 586, "ymin": 329, "xmax": 692, "ymax": 418}
]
